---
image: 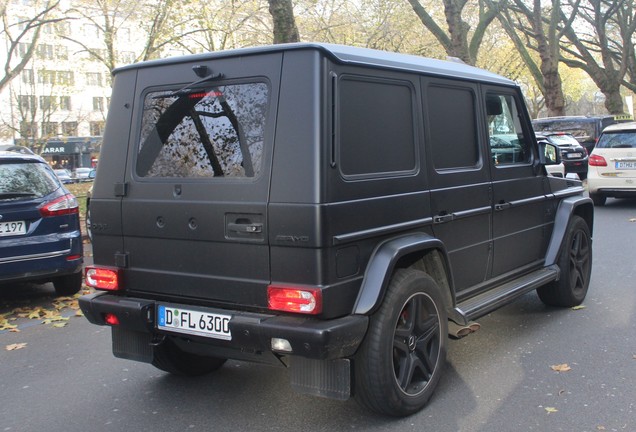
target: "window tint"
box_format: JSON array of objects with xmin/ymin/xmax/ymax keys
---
[
  {"xmin": 596, "ymin": 131, "xmax": 636, "ymax": 149},
  {"xmin": 487, "ymin": 93, "xmax": 531, "ymax": 165},
  {"xmin": 0, "ymin": 162, "xmax": 59, "ymax": 198},
  {"xmin": 136, "ymin": 82, "xmax": 268, "ymax": 178},
  {"xmin": 428, "ymin": 85, "xmax": 478, "ymax": 169},
  {"xmin": 339, "ymin": 77, "xmax": 416, "ymax": 177}
]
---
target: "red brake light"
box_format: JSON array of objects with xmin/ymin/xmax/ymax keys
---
[
  {"xmin": 39, "ymin": 194, "xmax": 79, "ymax": 217},
  {"xmin": 268, "ymin": 285, "xmax": 322, "ymax": 315},
  {"xmin": 85, "ymin": 266, "xmax": 121, "ymax": 291},
  {"xmin": 104, "ymin": 313, "xmax": 120, "ymax": 326},
  {"xmin": 589, "ymin": 154, "xmax": 607, "ymax": 166}
]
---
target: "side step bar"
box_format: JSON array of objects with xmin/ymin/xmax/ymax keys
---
[{"xmin": 453, "ymin": 265, "xmax": 560, "ymax": 325}]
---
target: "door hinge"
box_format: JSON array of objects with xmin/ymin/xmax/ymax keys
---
[{"xmin": 114, "ymin": 182, "xmax": 128, "ymax": 197}]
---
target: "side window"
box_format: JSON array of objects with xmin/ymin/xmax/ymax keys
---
[
  {"xmin": 427, "ymin": 84, "xmax": 479, "ymax": 170},
  {"xmin": 486, "ymin": 93, "xmax": 531, "ymax": 165},
  {"xmin": 136, "ymin": 82, "xmax": 269, "ymax": 178},
  {"xmin": 338, "ymin": 76, "xmax": 416, "ymax": 178}
]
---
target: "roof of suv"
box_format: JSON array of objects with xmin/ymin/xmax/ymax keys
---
[
  {"xmin": 600, "ymin": 121, "xmax": 636, "ymax": 133},
  {"xmin": 113, "ymin": 43, "xmax": 515, "ymax": 86},
  {"xmin": 0, "ymin": 150, "xmax": 45, "ymax": 162}
]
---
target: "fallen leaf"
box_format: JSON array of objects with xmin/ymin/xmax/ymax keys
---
[
  {"xmin": 551, "ymin": 364, "xmax": 572, "ymax": 372},
  {"xmin": 597, "ymin": 426, "xmax": 606, "ymax": 431},
  {"xmin": 572, "ymin": 305, "xmax": 586, "ymax": 310},
  {"xmin": 52, "ymin": 322, "xmax": 68, "ymax": 328},
  {"xmin": 5, "ymin": 343, "xmax": 27, "ymax": 351},
  {"xmin": 545, "ymin": 407, "xmax": 558, "ymax": 414},
  {"xmin": 629, "ymin": 218, "xmax": 636, "ymax": 222}
]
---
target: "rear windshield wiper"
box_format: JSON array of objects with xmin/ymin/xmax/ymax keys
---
[
  {"xmin": 0, "ymin": 192, "xmax": 36, "ymax": 199},
  {"xmin": 166, "ymin": 71, "xmax": 224, "ymax": 98}
]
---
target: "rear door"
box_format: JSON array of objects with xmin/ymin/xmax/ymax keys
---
[
  {"xmin": 121, "ymin": 54, "xmax": 282, "ymax": 308},
  {"xmin": 422, "ymin": 77, "xmax": 493, "ymax": 294}
]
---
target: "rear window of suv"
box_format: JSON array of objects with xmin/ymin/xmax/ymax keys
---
[
  {"xmin": 0, "ymin": 161, "xmax": 59, "ymax": 199},
  {"xmin": 596, "ymin": 131, "xmax": 636, "ymax": 149},
  {"xmin": 136, "ymin": 82, "xmax": 269, "ymax": 179}
]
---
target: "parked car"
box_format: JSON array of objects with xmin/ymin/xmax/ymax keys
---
[
  {"xmin": 53, "ymin": 168, "xmax": 74, "ymax": 184},
  {"xmin": 532, "ymin": 115, "xmax": 632, "ymax": 154},
  {"xmin": 74, "ymin": 167, "xmax": 93, "ymax": 182},
  {"xmin": 535, "ymin": 132, "xmax": 588, "ymax": 179},
  {"xmin": 0, "ymin": 145, "xmax": 34, "ymax": 154},
  {"xmin": 587, "ymin": 122, "xmax": 636, "ymax": 206},
  {"xmin": 0, "ymin": 151, "xmax": 83, "ymax": 295},
  {"xmin": 79, "ymin": 43, "xmax": 593, "ymax": 417}
]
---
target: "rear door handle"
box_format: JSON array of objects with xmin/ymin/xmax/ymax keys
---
[
  {"xmin": 494, "ymin": 202, "xmax": 512, "ymax": 211},
  {"xmin": 433, "ymin": 213, "xmax": 455, "ymax": 224}
]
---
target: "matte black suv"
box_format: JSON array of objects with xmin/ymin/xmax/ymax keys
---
[{"xmin": 79, "ymin": 43, "xmax": 593, "ymax": 416}]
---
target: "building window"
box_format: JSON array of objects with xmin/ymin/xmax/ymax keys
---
[
  {"xmin": 62, "ymin": 122, "xmax": 78, "ymax": 136},
  {"xmin": 36, "ymin": 44, "xmax": 54, "ymax": 60},
  {"xmin": 59, "ymin": 96, "xmax": 71, "ymax": 110},
  {"xmin": 90, "ymin": 121, "xmax": 105, "ymax": 136},
  {"xmin": 55, "ymin": 45, "xmax": 68, "ymax": 60},
  {"xmin": 17, "ymin": 43, "xmax": 31, "ymax": 58},
  {"xmin": 57, "ymin": 71, "xmax": 74, "ymax": 85},
  {"xmin": 18, "ymin": 95, "xmax": 36, "ymax": 112},
  {"xmin": 42, "ymin": 122, "xmax": 58, "ymax": 137},
  {"xmin": 93, "ymin": 97, "xmax": 104, "ymax": 111},
  {"xmin": 20, "ymin": 121, "xmax": 37, "ymax": 138},
  {"xmin": 86, "ymin": 72, "xmax": 102, "ymax": 86},
  {"xmin": 55, "ymin": 21, "xmax": 71, "ymax": 36},
  {"xmin": 21, "ymin": 69, "xmax": 34, "ymax": 85},
  {"xmin": 83, "ymin": 24, "xmax": 103, "ymax": 38},
  {"xmin": 39, "ymin": 96, "xmax": 54, "ymax": 111},
  {"xmin": 119, "ymin": 51, "xmax": 135, "ymax": 64}
]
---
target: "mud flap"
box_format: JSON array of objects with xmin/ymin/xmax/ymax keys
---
[
  {"xmin": 112, "ymin": 327, "xmax": 153, "ymax": 363},
  {"xmin": 290, "ymin": 357, "xmax": 351, "ymax": 401}
]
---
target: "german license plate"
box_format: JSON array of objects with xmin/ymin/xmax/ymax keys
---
[
  {"xmin": 157, "ymin": 305, "xmax": 232, "ymax": 340},
  {"xmin": 566, "ymin": 153, "xmax": 582, "ymax": 159},
  {"xmin": 0, "ymin": 221, "xmax": 26, "ymax": 237},
  {"xmin": 616, "ymin": 161, "xmax": 636, "ymax": 169}
]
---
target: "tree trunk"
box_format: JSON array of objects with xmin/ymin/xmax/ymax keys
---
[{"xmin": 268, "ymin": 0, "xmax": 300, "ymax": 44}]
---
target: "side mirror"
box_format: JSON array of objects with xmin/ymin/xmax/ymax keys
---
[{"xmin": 539, "ymin": 141, "xmax": 561, "ymax": 165}]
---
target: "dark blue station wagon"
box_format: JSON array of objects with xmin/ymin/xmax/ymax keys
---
[{"xmin": 0, "ymin": 151, "xmax": 83, "ymax": 295}]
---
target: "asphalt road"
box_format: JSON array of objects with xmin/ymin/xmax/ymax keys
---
[{"xmin": 1, "ymin": 198, "xmax": 635, "ymax": 432}]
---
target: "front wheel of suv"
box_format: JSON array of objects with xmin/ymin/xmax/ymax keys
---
[
  {"xmin": 152, "ymin": 338, "xmax": 226, "ymax": 376},
  {"xmin": 354, "ymin": 268, "xmax": 447, "ymax": 416},
  {"xmin": 537, "ymin": 216, "xmax": 592, "ymax": 307}
]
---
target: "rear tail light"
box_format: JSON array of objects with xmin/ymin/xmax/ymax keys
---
[
  {"xmin": 85, "ymin": 266, "xmax": 121, "ymax": 291},
  {"xmin": 39, "ymin": 194, "xmax": 79, "ymax": 217},
  {"xmin": 268, "ymin": 285, "xmax": 322, "ymax": 314},
  {"xmin": 104, "ymin": 313, "xmax": 120, "ymax": 326},
  {"xmin": 589, "ymin": 154, "xmax": 607, "ymax": 167}
]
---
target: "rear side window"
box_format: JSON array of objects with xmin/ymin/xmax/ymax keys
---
[
  {"xmin": 427, "ymin": 84, "xmax": 479, "ymax": 169},
  {"xmin": 596, "ymin": 131, "xmax": 636, "ymax": 148},
  {"xmin": 0, "ymin": 161, "xmax": 59, "ymax": 198},
  {"xmin": 136, "ymin": 82, "xmax": 269, "ymax": 179},
  {"xmin": 338, "ymin": 76, "xmax": 417, "ymax": 177}
]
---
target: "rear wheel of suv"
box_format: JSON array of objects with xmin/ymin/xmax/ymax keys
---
[
  {"xmin": 589, "ymin": 192, "xmax": 606, "ymax": 206},
  {"xmin": 53, "ymin": 272, "xmax": 83, "ymax": 296},
  {"xmin": 354, "ymin": 268, "xmax": 447, "ymax": 416},
  {"xmin": 152, "ymin": 338, "xmax": 226, "ymax": 376},
  {"xmin": 537, "ymin": 216, "xmax": 592, "ymax": 307}
]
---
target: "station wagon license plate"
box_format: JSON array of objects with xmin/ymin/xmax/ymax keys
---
[
  {"xmin": 0, "ymin": 221, "xmax": 26, "ymax": 237},
  {"xmin": 157, "ymin": 305, "xmax": 232, "ymax": 340},
  {"xmin": 616, "ymin": 161, "xmax": 636, "ymax": 169}
]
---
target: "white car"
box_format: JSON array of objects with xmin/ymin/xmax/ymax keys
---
[
  {"xmin": 74, "ymin": 167, "xmax": 93, "ymax": 181},
  {"xmin": 587, "ymin": 122, "xmax": 636, "ymax": 206}
]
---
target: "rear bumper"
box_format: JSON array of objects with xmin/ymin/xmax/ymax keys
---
[{"xmin": 79, "ymin": 292, "xmax": 368, "ymax": 361}]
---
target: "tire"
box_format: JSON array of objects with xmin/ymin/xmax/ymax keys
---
[
  {"xmin": 152, "ymin": 337, "xmax": 226, "ymax": 376},
  {"xmin": 537, "ymin": 216, "xmax": 592, "ymax": 307},
  {"xmin": 354, "ymin": 268, "xmax": 447, "ymax": 416},
  {"xmin": 53, "ymin": 272, "xmax": 83, "ymax": 296},
  {"xmin": 589, "ymin": 192, "xmax": 606, "ymax": 206}
]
